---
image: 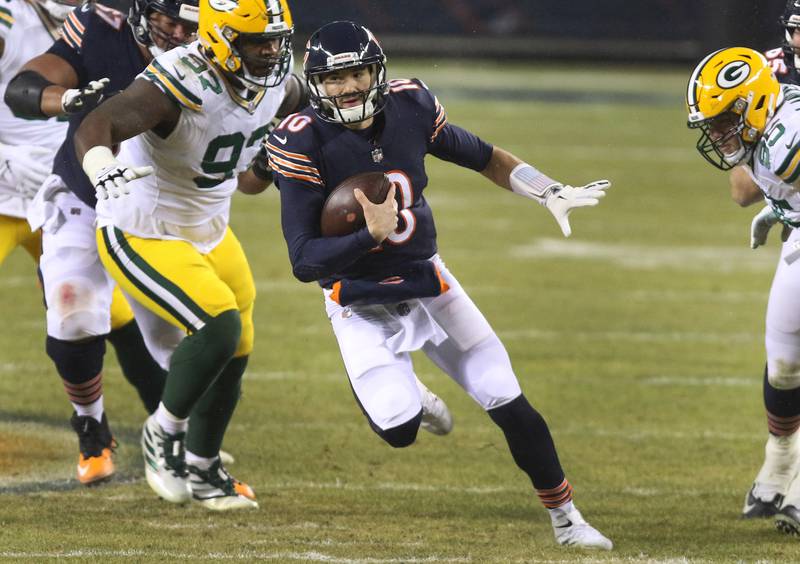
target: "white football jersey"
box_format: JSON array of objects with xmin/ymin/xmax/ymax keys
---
[
  {"xmin": 752, "ymin": 84, "xmax": 800, "ymax": 227},
  {"xmin": 0, "ymin": 0, "xmax": 65, "ymax": 218},
  {"xmin": 96, "ymin": 42, "xmax": 287, "ymax": 253}
]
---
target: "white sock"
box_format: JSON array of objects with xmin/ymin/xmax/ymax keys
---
[
  {"xmin": 186, "ymin": 451, "xmax": 218, "ymax": 471},
  {"xmin": 73, "ymin": 397, "xmax": 103, "ymax": 423},
  {"xmin": 155, "ymin": 402, "xmax": 188, "ymax": 435}
]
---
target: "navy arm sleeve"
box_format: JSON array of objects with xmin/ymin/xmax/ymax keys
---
[
  {"xmin": 429, "ymin": 123, "xmax": 493, "ymax": 171},
  {"xmin": 278, "ymin": 178, "xmax": 378, "ymax": 284},
  {"xmin": 45, "ymin": 7, "xmax": 91, "ymax": 85}
]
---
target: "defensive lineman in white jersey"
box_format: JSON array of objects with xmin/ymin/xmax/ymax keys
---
[
  {"xmin": 688, "ymin": 46, "xmax": 800, "ymax": 536},
  {"xmin": 0, "ymin": 0, "xmax": 68, "ymax": 262},
  {"xmin": 74, "ymin": 0, "xmax": 305, "ymax": 510},
  {"xmin": 95, "ymin": 39, "xmax": 287, "ymax": 253}
]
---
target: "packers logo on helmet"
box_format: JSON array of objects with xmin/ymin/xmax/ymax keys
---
[
  {"xmin": 686, "ymin": 47, "xmax": 782, "ymax": 170},
  {"xmin": 198, "ymin": 0, "xmax": 293, "ymax": 92}
]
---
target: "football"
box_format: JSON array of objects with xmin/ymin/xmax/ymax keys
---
[{"xmin": 320, "ymin": 171, "xmax": 392, "ymax": 237}]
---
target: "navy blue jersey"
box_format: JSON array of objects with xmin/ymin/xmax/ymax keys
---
[
  {"xmin": 766, "ymin": 46, "xmax": 800, "ymax": 86},
  {"xmin": 269, "ymin": 78, "xmax": 493, "ymax": 287},
  {"xmin": 47, "ymin": 3, "xmax": 147, "ymax": 208}
]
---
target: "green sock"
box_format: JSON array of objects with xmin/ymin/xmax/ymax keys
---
[
  {"xmin": 106, "ymin": 320, "xmax": 167, "ymax": 414},
  {"xmin": 186, "ymin": 355, "xmax": 248, "ymax": 458},
  {"xmin": 161, "ymin": 309, "xmax": 241, "ymax": 418}
]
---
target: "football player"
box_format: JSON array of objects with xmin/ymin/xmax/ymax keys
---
[
  {"xmin": 269, "ymin": 21, "xmax": 613, "ymax": 550},
  {"xmin": 3, "ymin": 0, "xmax": 199, "ymax": 486},
  {"xmin": 723, "ymin": 1, "xmax": 800, "ymax": 522},
  {"xmin": 73, "ymin": 0, "xmax": 305, "ymax": 510},
  {"xmin": 0, "ymin": 0, "xmax": 73, "ymax": 269},
  {"xmin": 687, "ymin": 46, "xmax": 800, "ymax": 536}
]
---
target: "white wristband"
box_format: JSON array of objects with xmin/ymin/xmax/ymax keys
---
[
  {"xmin": 82, "ymin": 145, "xmax": 117, "ymax": 180},
  {"xmin": 509, "ymin": 163, "xmax": 561, "ymax": 206}
]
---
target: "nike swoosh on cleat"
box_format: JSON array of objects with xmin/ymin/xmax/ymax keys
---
[
  {"xmin": 554, "ymin": 520, "xmax": 573, "ymax": 529},
  {"xmin": 77, "ymin": 465, "xmax": 89, "ymax": 477}
]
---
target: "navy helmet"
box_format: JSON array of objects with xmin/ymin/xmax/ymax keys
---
[
  {"xmin": 129, "ymin": 0, "xmax": 200, "ymax": 57},
  {"xmin": 303, "ymin": 21, "xmax": 389, "ymax": 124},
  {"xmin": 781, "ymin": 0, "xmax": 800, "ymax": 65}
]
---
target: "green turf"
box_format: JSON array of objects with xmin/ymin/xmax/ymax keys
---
[{"xmin": 0, "ymin": 61, "xmax": 793, "ymax": 561}]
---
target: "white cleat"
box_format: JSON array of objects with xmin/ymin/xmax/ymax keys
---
[
  {"xmin": 744, "ymin": 433, "xmax": 800, "ymax": 519},
  {"xmin": 141, "ymin": 414, "xmax": 191, "ymax": 504},
  {"xmin": 777, "ymin": 457, "xmax": 800, "ymax": 536},
  {"xmin": 552, "ymin": 507, "xmax": 613, "ymax": 550},
  {"xmin": 188, "ymin": 458, "xmax": 258, "ymax": 511},
  {"xmin": 415, "ymin": 376, "xmax": 453, "ymax": 435}
]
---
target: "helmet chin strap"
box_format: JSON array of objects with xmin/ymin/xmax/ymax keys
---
[
  {"xmin": 722, "ymin": 144, "xmax": 748, "ymax": 167},
  {"xmin": 337, "ymin": 99, "xmax": 376, "ymax": 124}
]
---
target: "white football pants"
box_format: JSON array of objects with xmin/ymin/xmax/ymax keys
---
[{"xmin": 326, "ymin": 255, "xmax": 522, "ymax": 430}]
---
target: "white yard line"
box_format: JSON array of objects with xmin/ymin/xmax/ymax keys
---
[{"xmin": 509, "ymin": 238, "xmax": 775, "ymax": 272}]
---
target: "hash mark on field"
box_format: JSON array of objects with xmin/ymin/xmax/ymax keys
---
[
  {"xmin": 0, "ymin": 550, "xmax": 472, "ymax": 562},
  {"xmin": 499, "ymin": 328, "xmax": 758, "ymax": 344},
  {"xmin": 642, "ymin": 376, "xmax": 756, "ymax": 388},
  {"xmin": 510, "ymin": 238, "xmax": 775, "ymax": 272},
  {"xmin": 262, "ymin": 479, "xmax": 521, "ymax": 496}
]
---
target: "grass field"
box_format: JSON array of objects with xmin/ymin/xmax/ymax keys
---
[{"xmin": 1, "ymin": 60, "xmax": 796, "ymax": 562}]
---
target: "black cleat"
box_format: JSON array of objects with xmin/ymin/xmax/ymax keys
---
[
  {"xmin": 741, "ymin": 485, "xmax": 782, "ymax": 519},
  {"xmin": 776, "ymin": 504, "xmax": 800, "ymax": 536}
]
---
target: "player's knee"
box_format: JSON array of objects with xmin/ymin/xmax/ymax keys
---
[
  {"xmin": 203, "ymin": 309, "xmax": 242, "ymax": 360},
  {"xmin": 375, "ymin": 411, "xmax": 422, "ymax": 448},
  {"xmin": 46, "ymin": 335, "xmax": 105, "ymax": 381},
  {"xmin": 768, "ymin": 359, "xmax": 800, "ymax": 390},
  {"xmin": 372, "ymin": 380, "xmax": 419, "ymax": 426},
  {"xmin": 47, "ymin": 279, "xmax": 109, "ymax": 340},
  {"xmin": 462, "ymin": 338, "xmax": 522, "ymax": 409}
]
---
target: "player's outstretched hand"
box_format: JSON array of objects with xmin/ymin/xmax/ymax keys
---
[
  {"xmin": 0, "ymin": 143, "xmax": 52, "ymax": 198},
  {"xmin": 83, "ymin": 145, "xmax": 153, "ymax": 200},
  {"xmin": 355, "ymin": 182, "xmax": 398, "ymax": 243},
  {"xmin": 61, "ymin": 78, "xmax": 111, "ymax": 114},
  {"xmin": 545, "ymin": 179, "xmax": 611, "ymax": 237},
  {"xmin": 750, "ymin": 205, "xmax": 780, "ymax": 249},
  {"xmin": 93, "ymin": 161, "xmax": 153, "ymax": 200}
]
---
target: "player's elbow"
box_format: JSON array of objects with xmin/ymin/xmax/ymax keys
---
[{"xmin": 292, "ymin": 263, "xmax": 319, "ymax": 283}]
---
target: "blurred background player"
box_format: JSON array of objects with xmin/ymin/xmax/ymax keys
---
[
  {"xmin": 687, "ymin": 46, "xmax": 800, "ymax": 536},
  {"xmin": 721, "ymin": 0, "xmax": 800, "ymax": 521},
  {"xmin": 74, "ymin": 0, "xmax": 305, "ymax": 510},
  {"xmin": 269, "ymin": 21, "xmax": 613, "ymax": 550},
  {"xmin": 3, "ymin": 0, "xmax": 199, "ymax": 486},
  {"xmin": 0, "ymin": 0, "xmax": 72, "ymax": 271}
]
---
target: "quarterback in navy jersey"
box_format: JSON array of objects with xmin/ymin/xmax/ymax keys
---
[
  {"xmin": 269, "ymin": 21, "xmax": 613, "ymax": 550},
  {"xmin": 3, "ymin": 0, "xmax": 200, "ymax": 486}
]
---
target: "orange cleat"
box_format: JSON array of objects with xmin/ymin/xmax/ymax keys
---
[{"xmin": 70, "ymin": 412, "xmax": 116, "ymax": 485}]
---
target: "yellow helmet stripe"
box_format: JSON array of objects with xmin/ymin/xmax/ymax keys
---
[{"xmin": 687, "ymin": 48, "xmax": 724, "ymax": 110}]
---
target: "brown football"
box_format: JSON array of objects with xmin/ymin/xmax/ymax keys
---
[{"xmin": 320, "ymin": 172, "xmax": 392, "ymax": 237}]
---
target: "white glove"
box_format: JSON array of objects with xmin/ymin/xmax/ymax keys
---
[
  {"xmin": 0, "ymin": 142, "xmax": 53, "ymax": 198},
  {"xmin": 61, "ymin": 78, "xmax": 111, "ymax": 114},
  {"xmin": 544, "ymin": 180, "xmax": 611, "ymax": 237},
  {"xmin": 82, "ymin": 146, "xmax": 152, "ymax": 200},
  {"xmin": 750, "ymin": 205, "xmax": 780, "ymax": 249}
]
